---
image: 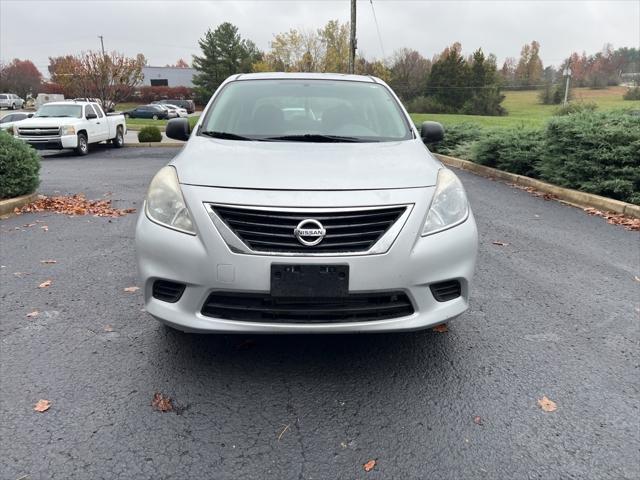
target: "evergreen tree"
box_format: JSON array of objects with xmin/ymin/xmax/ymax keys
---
[{"xmin": 192, "ymin": 23, "xmax": 261, "ymax": 103}]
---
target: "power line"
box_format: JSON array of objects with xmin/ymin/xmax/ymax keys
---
[{"xmin": 369, "ymin": 0, "xmax": 386, "ymax": 59}]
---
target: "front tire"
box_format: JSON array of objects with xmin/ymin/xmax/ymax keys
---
[
  {"xmin": 152, "ymin": 114, "xmax": 158, "ymax": 120},
  {"xmin": 75, "ymin": 133, "xmax": 89, "ymax": 156},
  {"xmin": 11, "ymin": 103, "xmax": 16, "ymax": 110},
  {"xmin": 112, "ymin": 126, "xmax": 124, "ymax": 148}
]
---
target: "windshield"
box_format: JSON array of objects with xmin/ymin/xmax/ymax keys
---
[
  {"xmin": 200, "ymin": 79, "xmax": 413, "ymax": 142},
  {"xmin": 35, "ymin": 104, "xmax": 83, "ymax": 118}
]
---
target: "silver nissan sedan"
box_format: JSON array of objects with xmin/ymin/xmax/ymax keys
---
[{"xmin": 135, "ymin": 72, "xmax": 478, "ymax": 333}]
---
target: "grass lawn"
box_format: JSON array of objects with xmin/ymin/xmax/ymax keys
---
[{"xmin": 410, "ymin": 86, "xmax": 640, "ymax": 129}]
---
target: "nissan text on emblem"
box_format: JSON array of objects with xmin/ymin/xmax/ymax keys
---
[{"xmin": 294, "ymin": 219, "xmax": 326, "ymax": 246}]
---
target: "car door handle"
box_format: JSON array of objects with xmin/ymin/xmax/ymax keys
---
[{"xmin": 96, "ymin": 122, "xmax": 101, "ymax": 124}]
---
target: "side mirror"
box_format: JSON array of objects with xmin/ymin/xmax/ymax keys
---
[
  {"xmin": 420, "ymin": 121, "xmax": 444, "ymax": 143},
  {"xmin": 86, "ymin": 112, "xmax": 98, "ymax": 120},
  {"xmin": 166, "ymin": 118, "xmax": 190, "ymax": 141}
]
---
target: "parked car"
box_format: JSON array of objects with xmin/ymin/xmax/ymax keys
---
[
  {"xmin": 0, "ymin": 112, "xmax": 33, "ymax": 132},
  {"xmin": 0, "ymin": 93, "xmax": 25, "ymax": 110},
  {"xmin": 125, "ymin": 105, "xmax": 170, "ymax": 120},
  {"xmin": 163, "ymin": 104, "xmax": 189, "ymax": 118},
  {"xmin": 15, "ymin": 101, "xmax": 126, "ymax": 155},
  {"xmin": 136, "ymin": 73, "xmax": 478, "ymax": 334},
  {"xmin": 152, "ymin": 99, "xmax": 195, "ymax": 114}
]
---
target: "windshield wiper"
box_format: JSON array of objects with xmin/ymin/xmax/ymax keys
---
[
  {"xmin": 262, "ymin": 134, "xmax": 370, "ymax": 143},
  {"xmin": 200, "ymin": 131, "xmax": 255, "ymax": 141}
]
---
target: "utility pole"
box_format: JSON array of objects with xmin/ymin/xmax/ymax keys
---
[
  {"xmin": 349, "ymin": 0, "xmax": 357, "ymax": 74},
  {"xmin": 562, "ymin": 64, "xmax": 572, "ymax": 106},
  {"xmin": 98, "ymin": 35, "xmax": 105, "ymax": 55}
]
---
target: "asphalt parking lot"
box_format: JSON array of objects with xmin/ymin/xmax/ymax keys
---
[{"xmin": 1, "ymin": 147, "xmax": 638, "ymax": 479}]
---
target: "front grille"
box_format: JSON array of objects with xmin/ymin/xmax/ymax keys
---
[
  {"xmin": 211, "ymin": 205, "xmax": 407, "ymax": 254},
  {"xmin": 201, "ymin": 291, "xmax": 414, "ymax": 323},
  {"xmin": 152, "ymin": 280, "xmax": 185, "ymax": 303},
  {"xmin": 18, "ymin": 127, "xmax": 61, "ymax": 137},
  {"xmin": 430, "ymin": 280, "xmax": 461, "ymax": 302}
]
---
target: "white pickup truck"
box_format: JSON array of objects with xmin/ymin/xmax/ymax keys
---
[{"xmin": 15, "ymin": 101, "xmax": 126, "ymax": 155}]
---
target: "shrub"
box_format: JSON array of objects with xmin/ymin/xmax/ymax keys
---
[
  {"xmin": 553, "ymin": 101, "xmax": 597, "ymax": 116},
  {"xmin": 428, "ymin": 123, "xmax": 484, "ymax": 157},
  {"xmin": 460, "ymin": 88, "xmax": 507, "ymax": 116},
  {"xmin": 539, "ymin": 82, "xmax": 570, "ymax": 105},
  {"xmin": 472, "ymin": 128, "xmax": 544, "ymax": 177},
  {"xmin": 0, "ymin": 131, "xmax": 41, "ymax": 199},
  {"xmin": 138, "ymin": 126, "xmax": 162, "ymax": 143},
  {"xmin": 623, "ymin": 87, "xmax": 640, "ymax": 101},
  {"xmin": 538, "ymin": 111, "xmax": 640, "ymax": 204}
]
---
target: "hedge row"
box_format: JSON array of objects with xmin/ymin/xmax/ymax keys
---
[{"xmin": 431, "ymin": 110, "xmax": 640, "ymax": 204}]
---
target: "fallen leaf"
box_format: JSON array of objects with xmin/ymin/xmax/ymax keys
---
[
  {"xmin": 123, "ymin": 286, "xmax": 139, "ymax": 293},
  {"xmin": 40, "ymin": 260, "xmax": 57, "ymax": 264},
  {"xmin": 363, "ymin": 459, "xmax": 377, "ymax": 472},
  {"xmin": 19, "ymin": 194, "xmax": 136, "ymax": 218},
  {"xmin": 14, "ymin": 272, "xmax": 31, "ymax": 277},
  {"xmin": 492, "ymin": 241, "xmax": 509, "ymax": 246},
  {"xmin": 26, "ymin": 311, "xmax": 39, "ymax": 318},
  {"xmin": 634, "ymin": 276, "xmax": 640, "ymax": 283},
  {"xmin": 40, "ymin": 225, "xmax": 49, "ymax": 232},
  {"xmin": 103, "ymin": 325, "xmax": 114, "ymax": 332},
  {"xmin": 34, "ymin": 399, "xmax": 51, "ymax": 412},
  {"xmin": 537, "ymin": 396, "xmax": 557, "ymax": 412},
  {"xmin": 432, "ymin": 323, "xmax": 448, "ymax": 333},
  {"xmin": 277, "ymin": 424, "xmax": 290, "ymax": 441},
  {"xmin": 38, "ymin": 280, "xmax": 52, "ymax": 288},
  {"xmin": 152, "ymin": 392, "xmax": 173, "ymax": 412},
  {"xmin": 473, "ymin": 415, "xmax": 483, "ymax": 425},
  {"xmin": 23, "ymin": 223, "xmax": 36, "ymax": 227},
  {"xmin": 583, "ymin": 208, "xmax": 640, "ymax": 231}
]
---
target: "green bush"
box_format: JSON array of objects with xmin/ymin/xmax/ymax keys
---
[
  {"xmin": 538, "ymin": 111, "xmax": 640, "ymax": 204},
  {"xmin": 539, "ymin": 82, "xmax": 570, "ymax": 105},
  {"xmin": 138, "ymin": 126, "xmax": 162, "ymax": 142},
  {"xmin": 472, "ymin": 128, "xmax": 544, "ymax": 177},
  {"xmin": 405, "ymin": 96, "xmax": 449, "ymax": 114},
  {"xmin": 623, "ymin": 87, "xmax": 640, "ymax": 100},
  {"xmin": 553, "ymin": 101, "xmax": 597, "ymax": 116},
  {"xmin": 428, "ymin": 123, "xmax": 484, "ymax": 157},
  {"xmin": 0, "ymin": 130, "xmax": 40, "ymax": 199}
]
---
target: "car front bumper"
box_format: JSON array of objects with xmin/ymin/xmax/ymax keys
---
[
  {"xmin": 18, "ymin": 135, "xmax": 78, "ymax": 150},
  {"xmin": 135, "ymin": 185, "xmax": 478, "ymax": 333}
]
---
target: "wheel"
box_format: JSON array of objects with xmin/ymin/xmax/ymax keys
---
[
  {"xmin": 124, "ymin": 112, "xmax": 129, "ymax": 118},
  {"xmin": 75, "ymin": 133, "xmax": 89, "ymax": 156},
  {"xmin": 112, "ymin": 126, "xmax": 124, "ymax": 148},
  {"xmin": 152, "ymin": 114, "xmax": 158, "ymax": 120},
  {"xmin": 11, "ymin": 103, "xmax": 16, "ymax": 110}
]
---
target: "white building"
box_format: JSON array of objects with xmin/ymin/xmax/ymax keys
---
[{"xmin": 141, "ymin": 66, "xmax": 196, "ymax": 88}]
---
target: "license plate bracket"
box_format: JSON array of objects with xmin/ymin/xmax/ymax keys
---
[{"xmin": 270, "ymin": 264, "xmax": 349, "ymax": 297}]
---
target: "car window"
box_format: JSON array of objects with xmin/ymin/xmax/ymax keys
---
[
  {"xmin": 0, "ymin": 115, "xmax": 13, "ymax": 123},
  {"xmin": 93, "ymin": 104, "xmax": 104, "ymax": 118},
  {"xmin": 85, "ymin": 105, "xmax": 97, "ymax": 117},
  {"xmin": 34, "ymin": 104, "xmax": 83, "ymax": 118},
  {"xmin": 0, "ymin": 95, "xmax": 7, "ymax": 99},
  {"xmin": 201, "ymin": 79, "xmax": 413, "ymax": 142}
]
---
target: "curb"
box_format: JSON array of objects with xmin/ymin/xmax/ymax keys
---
[
  {"xmin": 435, "ymin": 154, "xmax": 640, "ymax": 219},
  {"xmin": 124, "ymin": 142, "xmax": 184, "ymax": 148},
  {"xmin": 0, "ymin": 192, "xmax": 38, "ymax": 219}
]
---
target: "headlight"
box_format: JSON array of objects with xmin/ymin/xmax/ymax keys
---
[
  {"xmin": 422, "ymin": 169, "xmax": 469, "ymax": 236},
  {"xmin": 145, "ymin": 166, "xmax": 196, "ymax": 235},
  {"xmin": 60, "ymin": 125, "xmax": 76, "ymax": 135}
]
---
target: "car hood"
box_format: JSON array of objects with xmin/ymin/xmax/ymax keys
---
[
  {"xmin": 174, "ymin": 136, "xmax": 441, "ymax": 190},
  {"xmin": 18, "ymin": 117, "xmax": 81, "ymax": 127}
]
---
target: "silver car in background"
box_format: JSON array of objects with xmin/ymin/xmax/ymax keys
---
[
  {"xmin": 0, "ymin": 93, "xmax": 25, "ymax": 110},
  {"xmin": 135, "ymin": 73, "xmax": 478, "ymax": 333}
]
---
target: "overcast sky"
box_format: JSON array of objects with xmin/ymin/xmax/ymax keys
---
[{"xmin": 1, "ymin": 0, "xmax": 638, "ymax": 76}]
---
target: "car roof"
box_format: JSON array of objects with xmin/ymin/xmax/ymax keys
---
[
  {"xmin": 233, "ymin": 72, "xmax": 378, "ymax": 83},
  {"xmin": 41, "ymin": 101, "xmax": 94, "ymax": 106}
]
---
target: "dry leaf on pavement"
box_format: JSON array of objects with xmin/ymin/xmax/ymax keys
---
[
  {"xmin": 363, "ymin": 459, "xmax": 377, "ymax": 472},
  {"xmin": 41, "ymin": 225, "xmax": 49, "ymax": 232},
  {"xmin": 492, "ymin": 241, "xmax": 509, "ymax": 246},
  {"xmin": 40, "ymin": 259, "xmax": 57, "ymax": 264},
  {"xmin": 103, "ymin": 325, "xmax": 114, "ymax": 332},
  {"xmin": 537, "ymin": 396, "xmax": 557, "ymax": 412},
  {"xmin": 34, "ymin": 399, "xmax": 51, "ymax": 412},
  {"xmin": 18, "ymin": 194, "xmax": 136, "ymax": 218},
  {"xmin": 124, "ymin": 286, "xmax": 140, "ymax": 293},
  {"xmin": 26, "ymin": 311, "xmax": 39, "ymax": 318},
  {"xmin": 38, "ymin": 280, "xmax": 52, "ymax": 288},
  {"xmin": 432, "ymin": 324, "xmax": 448, "ymax": 333},
  {"xmin": 152, "ymin": 393, "xmax": 173, "ymax": 412},
  {"xmin": 473, "ymin": 415, "xmax": 483, "ymax": 425},
  {"xmin": 634, "ymin": 276, "xmax": 640, "ymax": 283}
]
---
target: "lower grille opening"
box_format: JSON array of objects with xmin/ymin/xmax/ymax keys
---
[
  {"xmin": 201, "ymin": 291, "xmax": 414, "ymax": 323},
  {"xmin": 152, "ymin": 280, "xmax": 186, "ymax": 303},
  {"xmin": 430, "ymin": 280, "xmax": 461, "ymax": 302}
]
